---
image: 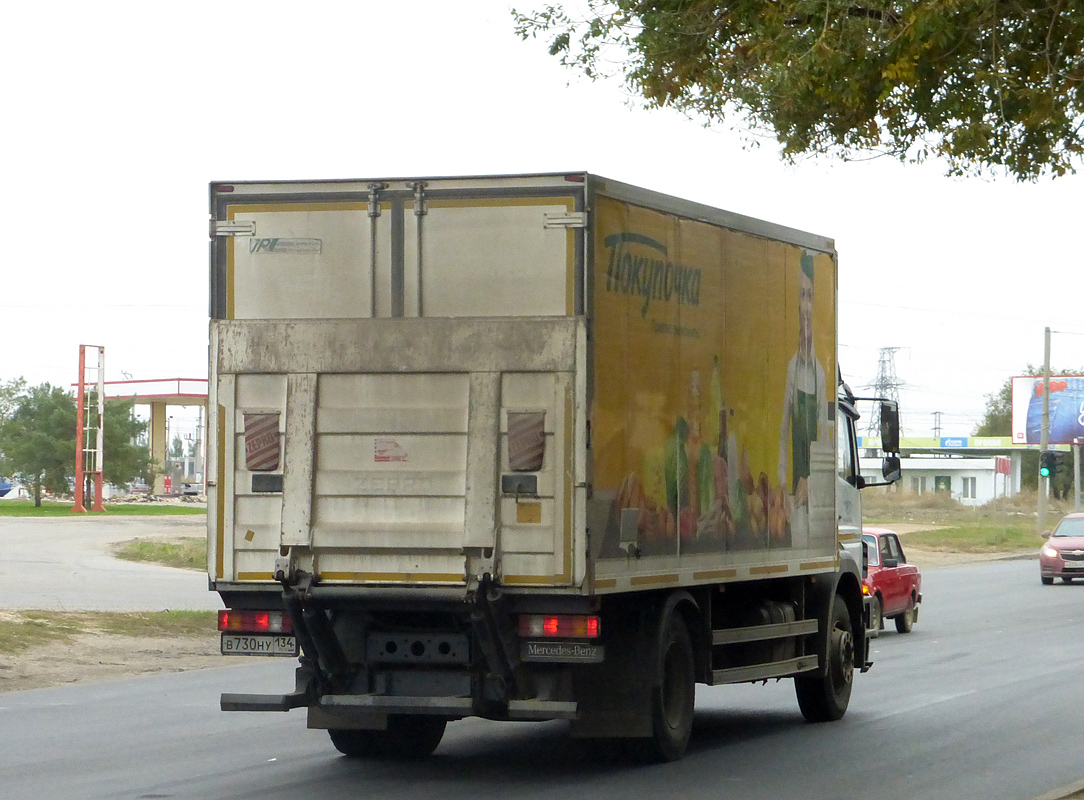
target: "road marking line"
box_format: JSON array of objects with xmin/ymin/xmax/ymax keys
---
[{"xmin": 864, "ymin": 689, "xmax": 979, "ymax": 721}]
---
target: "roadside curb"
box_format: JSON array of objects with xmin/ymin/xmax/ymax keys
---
[{"xmin": 1032, "ymin": 777, "xmax": 1084, "ymax": 800}]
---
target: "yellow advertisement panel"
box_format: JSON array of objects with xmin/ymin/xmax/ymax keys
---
[{"xmin": 592, "ymin": 197, "xmax": 836, "ymax": 559}]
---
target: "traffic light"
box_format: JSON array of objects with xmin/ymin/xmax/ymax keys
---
[{"xmin": 1039, "ymin": 450, "xmax": 1059, "ymax": 478}]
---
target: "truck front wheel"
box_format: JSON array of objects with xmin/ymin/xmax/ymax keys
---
[{"xmin": 795, "ymin": 596, "xmax": 853, "ymax": 722}]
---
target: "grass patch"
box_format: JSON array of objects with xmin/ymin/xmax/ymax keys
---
[
  {"xmin": 902, "ymin": 521, "xmax": 1044, "ymax": 553},
  {"xmin": 0, "ymin": 611, "xmax": 217, "ymax": 656},
  {"xmin": 0, "ymin": 613, "xmax": 83, "ymax": 653},
  {"xmin": 113, "ymin": 538, "xmax": 206, "ymax": 571},
  {"xmin": 0, "ymin": 500, "xmax": 205, "ymax": 517},
  {"xmin": 91, "ymin": 610, "xmax": 215, "ymax": 638}
]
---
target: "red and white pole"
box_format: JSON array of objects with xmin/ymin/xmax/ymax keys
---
[{"xmin": 71, "ymin": 345, "xmax": 88, "ymax": 513}]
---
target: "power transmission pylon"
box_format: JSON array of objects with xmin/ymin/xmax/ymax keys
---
[{"xmin": 866, "ymin": 347, "xmax": 904, "ymax": 441}]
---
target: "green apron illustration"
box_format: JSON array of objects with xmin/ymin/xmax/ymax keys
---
[{"xmin": 790, "ymin": 385, "xmax": 818, "ymax": 492}]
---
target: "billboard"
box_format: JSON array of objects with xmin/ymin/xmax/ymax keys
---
[{"xmin": 1011, "ymin": 375, "xmax": 1084, "ymax": 445}]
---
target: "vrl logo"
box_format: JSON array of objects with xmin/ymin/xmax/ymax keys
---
[{"xmin": 250, "ymin": 238, "xmax": 281, "ymax": 253}]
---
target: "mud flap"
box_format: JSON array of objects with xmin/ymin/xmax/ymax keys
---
[{"xmin": 569, "ymin": 602, "xmax": 654, "ymax": 739}]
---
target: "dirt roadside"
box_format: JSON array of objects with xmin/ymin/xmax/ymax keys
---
[{"xmin": 0, "ymin": 624, "xmax": 244, "ymax": 693}]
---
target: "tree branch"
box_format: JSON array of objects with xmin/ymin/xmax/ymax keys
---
[{"xmin": 786, "ymin": 6, "xmax": 900, "ymax": 27}]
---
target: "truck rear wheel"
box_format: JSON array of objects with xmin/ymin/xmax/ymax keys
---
[
  {"xmin": 377, "ymin": 716, "xmax": 447, "ymax": 758},
  {"xmin": 328, "ymin": 716, "xmax": 446, "ymax": 759},
  {"xmin": 328, "ymin": 728, "xmax": 376, "ymax": 758},
  {"xmin": 641, "ymin": 611, "xmax": 695, "ymax": 762},
  {"xmin": 795, "ymin": 596, "xmax": 853, "ymax": 722}
]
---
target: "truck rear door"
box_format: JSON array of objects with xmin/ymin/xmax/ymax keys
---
[{"xmin": 208, "ymin": 177, "xmax": 588, "ymax": 593}]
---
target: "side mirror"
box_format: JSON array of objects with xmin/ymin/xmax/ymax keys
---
[
  {"xmin": 879, "ymin": 401, "xmax": 900, "ymax": 453},
  {"xmin": 882, "ymin": 454, "xmax": 902, "ymax": 483},
  {"xmin": 1041, "ymin": 531, "xmax": 1052, "ymax": 539},
  {"xmin": 882, "ymin": 557, "xmax": 899, "ymax": 569}
]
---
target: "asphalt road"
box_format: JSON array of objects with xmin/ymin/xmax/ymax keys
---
[
  {"xmin": 1, "ymin": 557, "xmax": 1082, "ymax": 800},
  {"xmin": 0, "ymin": 515, "xmax": 222, "ymax": 611}
]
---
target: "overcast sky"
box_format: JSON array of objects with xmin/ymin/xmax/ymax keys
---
[{"xmin": 2, "ymin": 1, "xmax": 1081, "ymax": 439}]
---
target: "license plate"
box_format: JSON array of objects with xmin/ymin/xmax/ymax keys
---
[
  {"xmin": 1064, "ymin": 561, "xmax": 1084, "ymax": 569},
  {"xmin": 220, "ymin": 634, "xmax": 299, "ymax": 657}
]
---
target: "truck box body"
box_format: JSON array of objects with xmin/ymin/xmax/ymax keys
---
[
  {"xmin": 208, "ymin": 173, "xmax": 839, "ymax": 596},
  {"xmin": 208, "ymin": 173, "xmax": 885, "ymax": 760}
]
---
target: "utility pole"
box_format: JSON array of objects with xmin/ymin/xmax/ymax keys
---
[
  {"xmin": 1075, "ymin": 438, "xmax": 1081, "ymax": 513},
  {"xmin": 932, "ymin": 411, "xmax": 942, "ymax": 439},
  {"xmin": 1038, "ymin": 327, "xmax": 1051, "ymax": 533}
]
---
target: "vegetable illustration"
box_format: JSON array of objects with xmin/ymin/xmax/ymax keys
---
[
  {"xmin": 664, "ymin": 417, "xmax": 690, "ymax": 516},
  {"xmin": 642, "ymin": 447, "xmax": 668, "ymax": 511},
  {"xmin": 698, "ymin": 442, "xmax": 715, "ymax": 517}
]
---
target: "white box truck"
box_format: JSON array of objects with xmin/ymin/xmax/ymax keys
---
[{"xmin": 208, "ymin": 172, "xmax": 901, "ymax": 761}]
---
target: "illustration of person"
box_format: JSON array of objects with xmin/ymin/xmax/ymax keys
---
[{"xmin": 778, "ymin": 252, "xmax": 828, "ymax": 511}]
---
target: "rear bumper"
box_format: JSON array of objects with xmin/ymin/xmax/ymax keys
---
[{"xmin": 221, "ymin": 691, "xmax": 578, "ymax": 721}]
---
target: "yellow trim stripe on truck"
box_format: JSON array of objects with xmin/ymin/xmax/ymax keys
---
[
  {"xmin": 630, "ymin": 573, "xmax": 680, "ymax": 587},
  {"xmin": 225, "ymin": 213, "xmax": 235, "ymax": 320},
  {"xmin": 567, "ymin": 225, "xmax": 576, "ymax": 315},
  {"xmin": 236, "ymin": 573, "xmax": 275, "ymax": 582},
  {"xmin": 693, "ymin": 569, "xmax": 738, "ymax": 581},
  {"xmin": 749, "ymin": 564, "xmax": 790, "ymax": 576},
  {"xmin": 235, "ymin": 572, "xmax": 466, "ymax": 584},
  {"xmin": 563, "ymin": 391, "xmax": 574, "ymax": 581},
  {"xmin": 314, "ymin": 572, "xmax": 465, "ymax": 584},
  {"xmin": 216, "ymin": 404, "xmax": 226, "ymax": 580}
]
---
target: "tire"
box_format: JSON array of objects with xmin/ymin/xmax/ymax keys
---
[
  {"xmin": 870, "ymin": 596, "xmax": 883, "ymax": 632},
  {"xmin": 328, "ymin": 728, "xmax": 377, "ymax": 758},
  {"xmin": 795, "ymin": 596, "xmax": 854, "ymax": 723},
  {"xmin": 330, "ymin": 716, "xmax": 446, "ymax": 759},
  {"xmin": 1041, "ymin": 576, "xmax": 1054, "ymax": 585},
  {"xmin": 894, "ymin": 599, "xmax": 915, "ymax": 634},
  {"xmin": 375, "ymin": 715, "xmax": 447, "ymax": 758},
  {"xmin": 641, "ymin": 612, "xmax": 696, "ymax": 762}
]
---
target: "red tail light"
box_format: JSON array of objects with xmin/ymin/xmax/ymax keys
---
[
  {"xmin": 518, "ymin": 614, "xmax": 600, "ymax": 639},
  {"xmin": 218, "ymin": 609, "xmax": 293, "ymax": 634}
]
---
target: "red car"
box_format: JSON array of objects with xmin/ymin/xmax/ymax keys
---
[
  {"xmin": 1039, "ymin": 512, "xmax": 1084, "ymax": 585},
  {"xmin": 862, "ymin": 527, "xmax": 922, "ymax": 634}
]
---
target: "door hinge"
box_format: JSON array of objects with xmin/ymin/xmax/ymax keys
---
[
  {"xmin": 543, "ymin": 211, "xmax": 587, "ymax": 229},
  {"xmin": 210, "ymin": 220, "xmax": 256, "ymax": 237}
]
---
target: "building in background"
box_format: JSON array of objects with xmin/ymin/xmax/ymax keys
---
[{"xmin": 859, "ymin": 435, "xmax": 1025, "ymax": 507}]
